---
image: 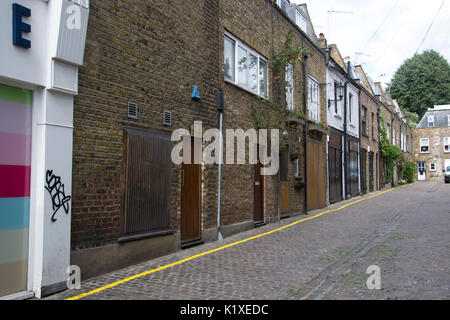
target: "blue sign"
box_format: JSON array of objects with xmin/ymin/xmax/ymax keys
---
[{"xmin": 13, "ymin": 3, "xmax": 31, "ymax": 48}]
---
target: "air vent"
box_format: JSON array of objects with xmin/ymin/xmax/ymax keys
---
[
  {"xmin": 163, "ymin": 110, "xmax": 172, "ymax": 126},
  {"xmin": 127, "ymin": 101, "xmax": 138, "ymax": 119}
]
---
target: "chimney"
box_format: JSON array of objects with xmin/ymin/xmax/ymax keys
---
[{"xmin": 317, "ymin": 33, "xmax": 327, "ymax": 49}]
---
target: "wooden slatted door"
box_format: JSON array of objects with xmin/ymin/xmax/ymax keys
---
[
  {"xmin": 360, "ymin": 149, "xmax": 367, "ymax": 194},
  {"xmin": 254, "ymin": 162, "xmax": 264, "ymax": 224},
  {"xmin": 369, "ymin": 152, "xmax": 374, "ymax": 192},
  {"xmin": 122, "ymin": 128, "xmax": 172, "ymax": 238},
  {"xmin": 328, "ymin": 132, "xmax": 343, "ymax": 204},
  {"xmin": 279, "ymin": 149, "xmax": 289, "ymax": 213},
  {"xmin": 307, "ymin": 140, "xmax": 326, "ymax": 210},
  {"xmin": 181, "ymin": 138, "xmax": 202, "ymax": 244}
]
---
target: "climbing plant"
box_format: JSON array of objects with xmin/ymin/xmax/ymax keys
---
[
  {"xmin": 251, "ymin": 31, "xmax": 310, "ymax": 133},
  {"xmin": 379, "ymin": 116, "xmax": 403, "ymax": 184}
]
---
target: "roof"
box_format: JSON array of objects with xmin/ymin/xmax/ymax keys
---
[{"xmin": 417, "ymin": 105, "xmax": 450, "ymax": 128}]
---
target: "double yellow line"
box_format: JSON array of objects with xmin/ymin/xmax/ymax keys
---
[{"xmin": 66, "ymin": 183, "xmax": 414, "ymax": 300}]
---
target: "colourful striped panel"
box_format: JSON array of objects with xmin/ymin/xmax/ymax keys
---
[
  {"xmin": 0, "ymin": 100, "xmax": 32, "ymax": 136},
  {"xmin": 0, "ymin": 132, "xmax": 32, "ymax": 166},
  {"xmin": 0, "ymin": 198, "xmax": 30, "ymax": 231},
  {"xmin": 0, "ymin": 228, "xmax": 28, "ymax": 264},
  {"xmin": 0, "ymin": 83, "xmax": 32, "ymax": 105},
  {"xmin": 0, "ymin": 165, "xmax": 31, "ymax": 198}
]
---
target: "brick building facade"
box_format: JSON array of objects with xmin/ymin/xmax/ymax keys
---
[{"xmin": 70, "ymin": 0, "xmax": 328, "ymax": 280}]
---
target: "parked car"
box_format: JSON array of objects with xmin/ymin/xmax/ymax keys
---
[{"xmin": 445, "ymin": 166, "xmax": 450, "ymax": 183}]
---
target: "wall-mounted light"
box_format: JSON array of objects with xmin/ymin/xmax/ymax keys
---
[{"xmin": 328, "ymin": 83, "xmax": 344, "ymax": 109}]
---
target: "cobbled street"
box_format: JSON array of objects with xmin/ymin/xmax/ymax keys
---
[{"xmin": 47, "ymin": 182, "xmax": 449, "ymax": 300}]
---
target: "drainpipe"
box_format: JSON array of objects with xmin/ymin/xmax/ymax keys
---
[
  {"xmin": 217, "ymin": 90, "xmax": 224, "ymax": 241},
  {"xmin": 358, "ymin": 86, "xmax": 362, "ymax": 195},
  {"xmin": 302, "ymin": 54, "xmax": 308, "ymax": 214},
  {"xmin": 377, "ymin": 106, "xmax": 381, "ymax": 190},
  {"xmin": 343, "ymin": 62, "xmax": 351, "ymax": 199}
]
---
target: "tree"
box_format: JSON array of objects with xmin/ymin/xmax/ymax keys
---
[{"xmin": 389, "ymin": 50, "xmax": 450, "ymax": 119}]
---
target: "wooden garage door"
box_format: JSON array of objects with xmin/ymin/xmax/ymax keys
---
[{"xmin": 307, "ymin": 140, "xmax": 326, "ymax": 210}]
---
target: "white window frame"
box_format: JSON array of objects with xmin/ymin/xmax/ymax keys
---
[
  {"xmin": 392, "ymin": 128, "xmax": 396, "ymax": 145},
  {"xmin": 308, "ymin": 76, "xmax": 320, "ymax": 123},
  {"xmin": 430, "ymin": 163, "xmax": 437, "ymax": 172},
  {"xmin": 401, "ymin": 132, "xmax": 404, "ymax": 151},
  {"xmin": 420, "ymin": 138, "xmax": 430, "ymax": 154},
  {"xmin": 448, "ymin": 115, "xmax": 450, "ymax": 126},
  {"xmin": 348, "ymin": 93, "xmax": 353, "ymax": 124},
  {"xmin": 224, "ymin": 32, "xmax": 268, "ymax": 98},
  {"xmin": 444, "ymin": 137, "xmax": 450, "ymax": 153},
  {"xmin": 285, "ymin": 64, "xmax": 294, "ymax": 110},
  {"xmin": 295, "ymin": 11, "xmax": 308, "ymax": 34},
  {"xmin": 428, "ymin": 115, "xmax": 435, "ymax": 127},
  {"xmin": 295, "ymin": 158, "xmax": 300, "ymax": 178}
]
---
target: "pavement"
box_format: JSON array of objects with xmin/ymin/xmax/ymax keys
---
[{"xmin": 46, "ymin": 182, "xmax": 450, "ymax": 300}]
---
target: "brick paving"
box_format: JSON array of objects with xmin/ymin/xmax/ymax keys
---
[{"xmin": 46, "ymin": 182, "xmax": 450, "ymax": 300}]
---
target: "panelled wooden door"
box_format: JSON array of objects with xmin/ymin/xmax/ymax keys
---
[
  {"xmin": 254, "ymin": 162, "xmax": 264, "ymax": 223},
  {"xmin": 380, "ymin": 157, "xmax": 386, "ymax": 188},
  {"xmin": 369, "ymin": 152, "xmax": 374, "ymax": 192},
  {"xmin": 181, "ymin": 138, "xmax": 202, "ymax": 243},
  {"xmin": 279, "ymin": 149, "xmax": 289, "ymax": 213},
  {"xmin": 307, "ymin": 140, "xmax": 326, "ymax": 210},
  {"xmin": 328, "ymin": 133, "xmax": 343, "ymax": 204},
  {"xmin": 360, "ymin": 149, "xmax": 367, "ymax": 194}
]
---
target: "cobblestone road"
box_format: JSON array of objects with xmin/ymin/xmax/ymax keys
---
[{"xmin": 47, "ymin": 182, "xmax": 449, "ymax": 300}]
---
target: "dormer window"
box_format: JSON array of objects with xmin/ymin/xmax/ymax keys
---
[
  {"xmin": 428, "ymin": 115, "xmax": 435, "ymax": 127},
  {"xmin": 295, "ymin": 11, "xmax": 308, "ymax": 34}
]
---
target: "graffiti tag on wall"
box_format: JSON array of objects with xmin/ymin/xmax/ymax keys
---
[{"xmin": 45, "ymin": 170, "xmax": 72, "ymax": 222}]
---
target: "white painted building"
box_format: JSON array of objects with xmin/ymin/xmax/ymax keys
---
[
  {"xmin": 325, "ymin": 45, "xmax": 361, "ymax": 203},
  {"xmin": 0, "ymin": 0, "xmax": 89, "ymax": 299}
]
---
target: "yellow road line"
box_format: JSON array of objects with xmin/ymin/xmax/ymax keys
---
[{"xmin": 66, "ymin": 183, "xmax": 415, "ymax": 300}]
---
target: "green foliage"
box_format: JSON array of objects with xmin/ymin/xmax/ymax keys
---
[
  {"xmin": 379, "ymin": 116, "xmax": 403, "ymax": 184},
  {"xmin": 389, "ymin": 50, "xmax": 450, "ymax": 119},
  {"xmin": 402, "ymin": 159, "xmax": 417, "ymax": 184},
  {"xmin": 402, "ymin": 109, "xmax": 419, "ymax": 128},
  {"xmin": 251, "ymin": 32, "xmax": 309, "ymax": 131}
]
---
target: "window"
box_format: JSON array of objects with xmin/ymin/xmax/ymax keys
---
[
  {"xmin": 430, "ymin": 163, "xmax": 436, "ymax": 172},
  {"xmin": 392, "ymin": 128, "xmax": 396, "ymax": 145},
  {"xmin": 448, "ymin": 115, "xmax": 450, "ymax": 126},
  {"xmin": 285, "ymin": 64, "xmax": 294, "ymax": 110},
  {"xmin": 444, "ymin": 137, "xmax": 450, "ymax": 153},
  {"xmin": 334, "ymin": 81, "xmax": 339, "ymax": 114},
  {"xmin": 224, "ymin": 35, "xmax": 235, "ymax": 81},
  {"xmin": 361, "ymin": 106, "xmax": 367, "ymax": 135},
  {"xmin": 295, "ymin": 11, "xmax": 308, "ymax": 34},
  {"xmin": 295, "ymin": 158, "xmax": 300, "ymax": 178},
  {"xmin": 224, "ymin": 32, "xmax": 268, "ymax": 97},
  {"xmin": 308, "ymin": 76, "xmax": 320, "ymax": 123},
  {"xmin": 371, "ymin": 113, "xmax": 375, "ymax": 139},
  {"xmin": 420, "ymin": 138, "xmax": 430, "ymax": 153},
  {"xmin": 386, "ymin": 123, "xmax": 390, "ymax": 140},
  {"xmin": 428, "ymin": 115, "xmax": 435, "ymax": 127},
  {"xmin": 400, "ymin": 133, "xmax": 403, "ymax": 151},
  {"xmin": 348, "ymin": 93, "xmax": 353, "ymax": 123}
]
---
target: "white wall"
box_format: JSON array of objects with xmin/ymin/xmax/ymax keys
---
[{"xmin": 0, "ymin": 0, "xmax": 88, "ymax": 298}]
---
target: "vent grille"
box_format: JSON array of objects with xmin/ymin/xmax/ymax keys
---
[
  {"xmin": 127, "ymin": 101, "xmax": 138, "ymax": 119},
  {"xmin": 163, "ymin": 110, "xmax": 172, "ymax": 126}
]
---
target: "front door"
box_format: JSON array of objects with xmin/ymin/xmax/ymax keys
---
[
  {"xmin": 307, "ymin": 140, "xmax": 326, "ymax": 210},
  {"xmin": 254, "ymin": 162, "xmax": 264, "ymax": 223},
  {"xmin": 328, "ymin": 132, "xmax": 343, "ymax": 203},
  {"xmin": 280, "ymin": 149, "xmax": 289, "ymax": 213},
  {"xmin": 0, "ymin": 84, "xmax": 32, "ymax": 297},
  {"xmin": 360, "ymin": 149, "xmax": 367, "ymax": 194},
  {"xmin": 417, "ymin": 162, "xmax": 426, "ymax": 181},
  {"xmin": 369, "ymin": 152, "xmax": 374, "ymax": 192},
  {"xmin": 181, "ymin": 138, "xmax": 202, "ymax": 244}
]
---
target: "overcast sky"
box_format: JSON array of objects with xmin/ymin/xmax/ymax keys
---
[{"xmin": 292, "ymin": 0, "xmax": 450, "ymax": 86}]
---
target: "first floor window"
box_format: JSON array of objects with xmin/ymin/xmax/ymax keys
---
[
  {"xmin": 430, "ymin": 163, "xmax": 436, "ymax": 171},
  {"xmin": 224, "ymin": 32, "xmax": 268, "ymax": 98},
  {"xmin": 285, "ymin": 64, "xmax": 294, "ymax": 110},
  {"xmin": 348, "ymin": 93, "xmax": 353, "ymax": 123},
  {"xmin": 420, "ymin": 138, "xmax": 430, "ymax": 153},
  {"xmin": 361, "ymin": 106, "xmax": 367, "ymax": 135},
  {"xmin": 308, "ymin": 76, "xmax": 320, "ymax": 123},
  {"xmin": 444, "ymin": 137, "xmax": 450, "ymax": 153}
]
